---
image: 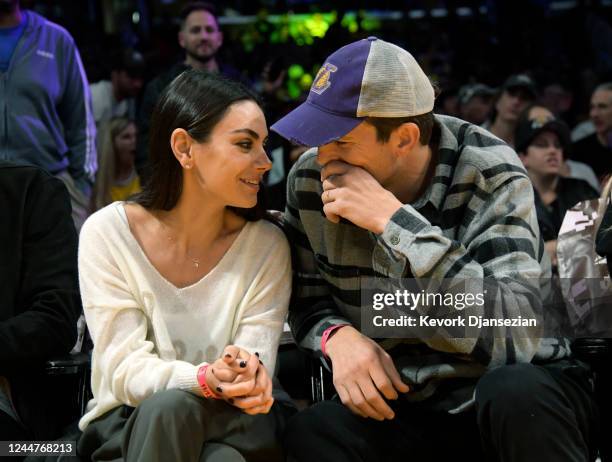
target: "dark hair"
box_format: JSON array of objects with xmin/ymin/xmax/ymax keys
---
[
  {"xmin": 135, "ymin": 69, "xmax": 266, "ymax": 220},
  {"xmin": 179, "ymin": 1, "xmax": 218, "ymax": 29},
  {"xmin": 366, "ymin": 112, "xmax": 438, "ymax": 146}
]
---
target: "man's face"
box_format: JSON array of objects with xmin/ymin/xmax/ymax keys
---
[
  {"xmin": 496, "ymin": 87, "xmax": 534, "ymax": 123},
  {"xmin": 590, "ymin": 89, "xmax": 612, "ymax": 137},
  {"xmin": 179, "ymin": 10, "xmax": 222, "ymax": 63},
  {"xmin": 112, "ymin": 70, "xmax": 143, "ymax": 99},
  {"xmin": 316, "ymin": 122, "xmax": 397, "ymax": 187},
  {"xmin": 461, "ymin": 95, "xmax": 493, "ymax": 125}
]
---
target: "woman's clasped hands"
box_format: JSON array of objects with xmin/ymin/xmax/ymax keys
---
[{"xmin": 205, "ymin": 345, "xmax": 274, "ymax": 415}]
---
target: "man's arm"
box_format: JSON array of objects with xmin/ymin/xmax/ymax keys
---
[
  {"xmin": 322, "ymin": 157, "xmax": 545, "ymax": 367},
  {"xmin": 0, "ymin": 173, "xmax": 81, "ymax": 369},
  {"xmin": 57, "ymin": 34, "xmax": 97, "ymax": 193},
  {"xmin": 285, "ymin": 155, "xmax": 409, "ymax": 421},
  {"xmin": 284, "ymin": 155, "xmax": 352, "ymax": 357}
]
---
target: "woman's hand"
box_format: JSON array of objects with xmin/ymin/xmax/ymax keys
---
[
  {"xmin": 229, "ymin": 362, "xmax": 274, "ymax": 415},
  {"xmin": 204, "ymin": 345, "xmax": 274, "ymax": 414}
]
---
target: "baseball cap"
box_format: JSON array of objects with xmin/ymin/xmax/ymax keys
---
[
  {"xmin": 457, "ymin": 83, "xmax": 495, "ymax": 107},
  {"xmin": 111, "ymin": 49, "xmax": 145, "ymax": 78},
  {"xmin": 515, "ymin": 112, "xmax": 570, "ymax": 153},
  {"xmin": 270, "ymin": 37, "xmax": 435, "ymax": 147},
  {"xmin": 502, "ymin": 74, "xmax": 537, "ymax": 99}
]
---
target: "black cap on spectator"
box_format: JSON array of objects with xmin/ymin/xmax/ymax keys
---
[
  {"xmin": 502, "ymin": 74, "xmax": 538, "ymax": 99},
  {"xmin": 457, "ymin": 83, "xmax": 495, "ymax": 107},
  {"xmin": 111, "ymin": 49, "xmax": 145, "ymax": 78},
  {"xmin": 515, "ymin": 112, "xmax": 570, "ymax": 153}
]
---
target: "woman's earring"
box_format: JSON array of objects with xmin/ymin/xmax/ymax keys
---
[{"xmin": 185, "ymin": 163, "xmax": 192, "ymax": 169}]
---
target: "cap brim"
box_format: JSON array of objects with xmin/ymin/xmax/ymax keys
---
[{"xmin": 270, "ymin": 101, "xmax": 363, "ymax": 147}]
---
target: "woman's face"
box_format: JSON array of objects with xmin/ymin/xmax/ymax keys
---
[
  {"xmin": 190, "ymin": 100, "xmax": 272, "ymax": 209},
  {"xmin": 521, "ymin": 131, "xmax": 562, "ymax": 178},
  {"xmin": 114, "ymin": 122, "xmax": 137, "ymax": 165}
]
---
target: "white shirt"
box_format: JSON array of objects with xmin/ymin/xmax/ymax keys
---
[{"xmin": 78, "ymin": 202, "xmax": 291, "ymax": 429}]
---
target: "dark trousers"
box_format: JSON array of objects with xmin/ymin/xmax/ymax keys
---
[
  {"xmin": 78, "ymin": 389, "xmax": 295, "ymax": 462},
  {"xmin": 284, "ymin": 363, "xmax": 598, "ymax": 462}
]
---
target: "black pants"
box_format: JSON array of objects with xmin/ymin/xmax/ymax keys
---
[
  {"xmin": 78, "ymin": 389, "xmax": 295, "ymax": 462},
  {"xmin": 284, "ymin": 362, "xmax": 598, "ymax": 462}
]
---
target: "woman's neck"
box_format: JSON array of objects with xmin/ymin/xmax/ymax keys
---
[
  {"xmin": 154, "ymin": 189, "xmax": 241, "ymax": 254},
  {"xmin": 115, "ymin": 160, "xmax": 134, "ymax": 182},
  {"xmin": 530, "ymin": 173, "xmax": 559, "ymax": 205}
]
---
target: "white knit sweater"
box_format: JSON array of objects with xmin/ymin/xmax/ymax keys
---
[{"xmin": 78, "ymin": 202, "xmax": 291, "ymax": 429}]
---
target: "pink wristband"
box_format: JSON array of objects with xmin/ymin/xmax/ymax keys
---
[
  {"xmin": 321, "ymin": 324, "xmax": 350, "ymax": 358},
  {"xmin": 197, "ymin": 365, "xmax": 220, "ymax": 399}
]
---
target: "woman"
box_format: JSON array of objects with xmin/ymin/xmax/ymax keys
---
[
  {"xmin": 92, "ymin": 117, "xmax": 141, "ymax": 211},
  {"xmin": 515, "ymin": 105, "xmax": 599, "ymax": 269},
  {"xmin": 77, "ymin": 70, "xmax": 294, "ymax": 462}
]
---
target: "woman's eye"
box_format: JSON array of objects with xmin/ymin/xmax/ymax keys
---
[{"xmin": 237, "ymin": 141, "xmax": 252, "ymax": 149}]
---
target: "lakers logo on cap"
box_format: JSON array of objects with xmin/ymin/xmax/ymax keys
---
[{"xmin": 311, "ymin": 63, "xmax": 337, "ymax": 95}]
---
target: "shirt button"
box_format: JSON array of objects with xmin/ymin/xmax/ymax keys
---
[{"xmin": 390, "ymin": 235, "xmax": 400, "ymax": 245}]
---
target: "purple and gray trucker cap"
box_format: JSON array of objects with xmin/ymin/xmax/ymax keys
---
[{"xmin": 270, "ymin": 37, "xmax": 435, "ymax": 147}]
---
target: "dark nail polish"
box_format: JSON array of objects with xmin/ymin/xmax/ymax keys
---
[
  {"xmin": 239, "ymin": 361, "xmax": 247, "ymax": 368},
  {"xmin": 216, "ymin": 386, "xmax": 223, "ymax": 393},
  {"xmin": 255, "ymin": 352, "xmax": 260, "ymax": 357},
  {"xmin": 259, "ymin": 360, "xmax": 263, "ymax": 365}
]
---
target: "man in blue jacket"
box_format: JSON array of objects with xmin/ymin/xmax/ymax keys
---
[{"xmin": 0, "ymin": 0, "xmax": 96, "ymax": 229}]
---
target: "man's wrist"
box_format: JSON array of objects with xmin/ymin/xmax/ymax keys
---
[{"xmin": 323, "ymin": 324, "xmax": 352, "ymax": 359}]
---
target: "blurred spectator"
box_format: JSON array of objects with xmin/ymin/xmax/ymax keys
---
[
  {"xmin": 515, "ymin": 107, "xmax": 598, "ymax": 269},
  {"xmin": 92, "ymin": 118, "xmax": 140, "ymax": 211},
  {"xmin": 137, "ymin": 1, "xmax": 242, "ymax": 182},
  {"xmin": 0, "ymin": 0, "xmax": 96, "ymax": 230},
  {"xmin": 90, "ymin": 49, "xmax": 145, "ymax": 131},
  {"xmin": 0, "ymin": 161, "xmax": 81, "ymax": 441},
  {"xmin": 486, "ymin": 74, "xmax": 537, "ymax": 147},
  {"xmin": 457, "ymin": 83, "xmax": 495, "ymax": 125},
  {"xmin": 524, "ymin": 105, "xmax": 601, "ymax": 192},
  {"xmin": 572, "ymin": 83, "xmax": 612, "ymax": 182},
  {"xmin": 540, "ymin": 80, "xmax": 574, "ymax": 123}
]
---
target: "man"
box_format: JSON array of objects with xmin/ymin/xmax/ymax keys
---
[
  {"xmin": 0, "ymin": 161, "xmax": 81, "ymax": 441},
  {"xmin": 572, "ymin": 83, "xmax": 612, "ymax": 181},
  {"xmin": 457, "ymin": 83, "xmax": 495, "ymax": 125},
  {"xmin": 90, "ymin": 48, "xmax": 145, "ymax": 130},
  {"xmin": 485, "ymin": 73, "xmax": 537, "ymax": 147},
  {"xmin": 272, "ymin": 38, "xmax": 596, "ymax": 461},
  {"xmin": 0, "ymin": 0, "xmax": 96, "ymax": 230},
  {"xmin": 137, "ymin": 1, "xmax": 240, "ymax": 179}
]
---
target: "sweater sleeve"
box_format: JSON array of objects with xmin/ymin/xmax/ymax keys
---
[
  {"xmin": 596, "ymin": 200, "xmax": 612, "ymax": 274},
  {"xmin": 79, "ymin": 217, "xmax": 204, "ymax": 407},
  {"xmin": 232, "ymin": 226, "xmax": 292, "ymax": 373},
  {"xmin": 284, "ymin": 158, "xmax": 353, "ymax": 357},
  {"xmin": 57, "ymin": 33, "xmax": 97, "ymax": 193}
]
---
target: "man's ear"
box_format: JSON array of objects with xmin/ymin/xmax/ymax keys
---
[
  {"xmin": 392, "ymin": 122, "xmax": 421, "ymax": 156},
  {"xmin": 518, "ymin": 152, "xmax": 528, "ymax": 167},
  {"xmin": 178, "ymin": 30, "xmax": 186, "ymax": 49},
  {"xmin": 170, "ymin": 128, "xmax": 193, "ymax": 168}
]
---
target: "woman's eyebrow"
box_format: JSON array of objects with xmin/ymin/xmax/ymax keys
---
[{"xmin": 230, "ymin": 128, "xmax": 260, "ymax": 139}]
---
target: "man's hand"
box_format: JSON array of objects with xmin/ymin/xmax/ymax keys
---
[
  {"xmin": 326, "ymin": 326, "xmax": 409, "ymax": 420},
  {"xmin": 320, "ymin": 161, "xmax": 402, "ymax": 234}
]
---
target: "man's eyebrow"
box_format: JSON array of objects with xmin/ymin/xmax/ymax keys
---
[{"xmin": 230, "ymin": 128, "xmax": 260, "ymax": 139}]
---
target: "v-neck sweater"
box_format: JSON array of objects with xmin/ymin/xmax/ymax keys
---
[{"xmin": 78, "ymin": 202, "xmax": 291, "ymax": 429}]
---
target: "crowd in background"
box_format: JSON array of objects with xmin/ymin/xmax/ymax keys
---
[{"xmin": 1, "ymin": 0, "xmax": 612, "ymax": 458}]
